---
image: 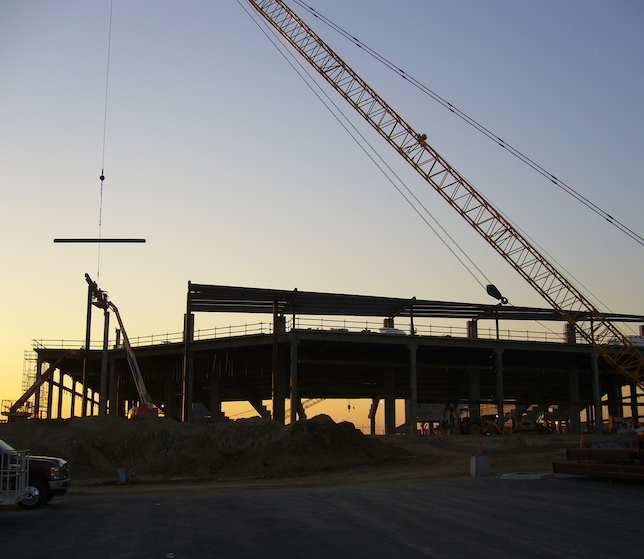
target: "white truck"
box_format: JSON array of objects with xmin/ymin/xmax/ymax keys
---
[{"xmin": 0, "ymin": 440, "xmax": 29, "ymax": 507}]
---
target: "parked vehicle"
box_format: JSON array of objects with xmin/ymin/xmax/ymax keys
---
[
  {"xmin": 460, "ymin": 416, "xmax": 503, "ymax": 436},
  {"xmin": 0, "ymin": 438, "xmax": 70, "ymax": 509},
  {"xmin": 0, "ymin": 442, "xmax": 28, "ymax": 507}
]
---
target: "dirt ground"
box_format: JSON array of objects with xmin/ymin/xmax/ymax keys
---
[{"xmin": 0, "ymin": 414, "xmax": 636, "ymax": 488}]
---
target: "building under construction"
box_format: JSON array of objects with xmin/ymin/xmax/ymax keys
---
[{"xmin": 8, "ymin": 281, "xmax": 644, "ymax": 435}]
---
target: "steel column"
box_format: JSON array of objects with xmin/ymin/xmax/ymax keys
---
[
  {"xmin": 495, "ymin": 348, "xmax": 504, "ymax": 428},
  {"xmin": 289, "ymin": 332, "xmax": 299, "ymax": 424},
  {"xmin": 591, "ymin": 351, "xmax": 603, "ymax": 433},
  {"xmin": 99, "ymin": 308, "xmax": 110, "ymax": 415}
]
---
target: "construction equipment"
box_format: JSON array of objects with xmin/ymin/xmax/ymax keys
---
[
  {"xmin": 460, "ymin": 415, "xmax": 503, "ymax": 436},
  {"xmin": 2, "ymin": 349, "xmax": 80, "ymax": 422},
  {"xmin": 85, "ymin": 274, "xmax": 159, "ymax": 419},
  {"xmin": 245, "ymin": 0, "xmax": 644, "ymax": 388}
]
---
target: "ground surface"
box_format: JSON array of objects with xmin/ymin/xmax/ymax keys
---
[
  {"xmin": 0, "ymin": 414, "xmax": 635, "ymax": 486},
  {"xmin": 2, "ymin": 416, "xmax": 641, "ymax": 558},
  {"xmin": 2, "ymin": 474, "xmax": 643, "ymax": 559}
]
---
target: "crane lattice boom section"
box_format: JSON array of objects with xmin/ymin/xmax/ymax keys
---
[{"xmin": 246, "ymin": 0, "xmax": 643, "ymax": 387}]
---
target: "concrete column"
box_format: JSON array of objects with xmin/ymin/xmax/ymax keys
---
[{"xmin": 591, "ymin": 351, "xmax": 603, "ymax": 433}]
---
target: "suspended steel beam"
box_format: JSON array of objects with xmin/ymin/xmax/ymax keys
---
[{"xmin": 54, "ymin": 238, "xmax": 146, "ymax": 243}]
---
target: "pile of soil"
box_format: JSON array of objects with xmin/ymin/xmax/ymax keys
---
[{"xmin": 0, "ymin": 415, "xmax": 411, "ymax": 483}]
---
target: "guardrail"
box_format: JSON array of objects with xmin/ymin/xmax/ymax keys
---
[{"xmin": 33, "ymin": 317, "xmax": 571, "ymax": 351}]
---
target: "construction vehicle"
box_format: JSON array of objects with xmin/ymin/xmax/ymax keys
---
[
  {"xmin": 512, "ymin": 407, "xmax": 555, "ymax": 434},
  {"xmin": 110, "ymin": 302, "xmax": 160, "ymax": 419},
  {"xmin": 460, "ymin": 415, "xmax": 503, "ymax": 436},
  {"xmin": 85, "ymin": 274, "xmax": 159, "ymax": 419},
  {"xmin": 245, "ymin": 0, "xmax": 644, "ymax": 388},
  {"xmin": 2, "ymin": 349, "xmax": 81, "ymax": 422}
]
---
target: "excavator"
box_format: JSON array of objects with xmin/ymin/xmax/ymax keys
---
[{"xmin": 245, "ymin": 0, "xmax": 644, "ymax": 390}]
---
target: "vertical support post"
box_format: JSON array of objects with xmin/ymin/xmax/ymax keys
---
[
  {"xmin": 99, "ymin": 307, "xmax": 110, "ymax": 415},
  {"xmin": 46, "ymin": 362, "xmax": 54, "ymax": 419},
  {"xmin": 591, "ymin": 351, "xmax": 603, "ymax": 433},
  {"xmin": 289, "ymin": 331, "xmax": 299, "ymax": 424},
  {"xmin": 272, "ymin": 301, "xmax": 286, "ymax": 424},
  {"xmin": 56, "ymin": 371, "xmax": 64, "ymax": 419},
  {"xmin": 182, "ymin": 304, "xmax": 194, "ymax": 423},
  {"xmin": 108, "ymin": 358, "xmax": 117, "ymax": 416},
  {"xmin": 369, "ymin": 397, "xmax": 379, "ymax": 435},
  {"xmin": 33, "ymin": 357, "xmax": 42, "ymax": 418},
  {"xmin": 69, "ymin": 380, "xmax": 76, "ymax": 418},
  {"xmin": 469, "ymin": 367, "xmax": 481, "ymax": 420},
  {"xmin": 408, "ymin": 340, "xmax": 418, "ymax": 434},
  {"xmin": 568, "ymin": 363, "xmax": 581, "ymax": 434},
  {"xmin": 605, "ymin": 377, "xmax": 623, "ymax": 433},
  {"xmin": 630, "ymin": 384, "xmax": 640, "ymax": 426},
  {"xmin": 81, "ymin": 280, "xmax": 93, "ymax": 417},
  {"xmin": 164, "ymin": 367, "xmax": 175, "ymax": 420},
  {"xmin": 384, "ymin": 366, "xmax": 396, "ymax": 435},
  {"xmin": 210, "ymin": 358, "xmax": 221, "ymax": 422},
  {"xmin": 495, "ymin": 347, "xmax": 504, "ymax": 429}
]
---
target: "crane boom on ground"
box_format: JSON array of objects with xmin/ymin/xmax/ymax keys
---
[{"xmin": 245, "ymin": 0, "xmax": 644, "ymax": 388}]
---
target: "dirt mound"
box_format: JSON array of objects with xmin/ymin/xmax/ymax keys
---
[{"xmin": 0, "ymin": 415, "xmax": 410, "ymax": 483}]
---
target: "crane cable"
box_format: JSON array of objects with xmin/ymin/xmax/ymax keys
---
[
  {"xmin": 291, "ymin": 0, "xmax": 644, "ymax": 249},
  {"xmin": 97, "ymin": 0, "xmax": 114, "ymax": 279},
  {"xmin": 238, "ymin": 0, "xmax": 491, "ymax": 291}
]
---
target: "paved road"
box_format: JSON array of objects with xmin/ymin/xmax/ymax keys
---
[{"xmin": 1, "ymin": 476, "xmax": 641, "ymax": 559}]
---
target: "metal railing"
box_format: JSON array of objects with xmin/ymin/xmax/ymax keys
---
[{"xmin": 32, "ymin": 317, "xmax": 572, "ymax": 352}]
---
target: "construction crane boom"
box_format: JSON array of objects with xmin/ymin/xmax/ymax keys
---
[{"xmin": 245, "ymin": 0, "xmax": 643, "ymax": 387}]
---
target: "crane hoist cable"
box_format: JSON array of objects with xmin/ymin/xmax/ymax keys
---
[
  {"xmin": 290, "ymin": 0, "xmax": 644, "ymax": 250},
  {"xmin": 97, "ymin": 0, "xmax": 114, "ymax": 280}
]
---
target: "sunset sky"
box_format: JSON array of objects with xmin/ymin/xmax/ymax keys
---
[{"xmin": 1, "ymin": 1, "xmax": 643, "ymax": 425}]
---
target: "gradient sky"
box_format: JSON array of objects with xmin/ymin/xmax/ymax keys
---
[{"xmin": 1, "ymin": 1, "xmax": 643, "ymax": 423}]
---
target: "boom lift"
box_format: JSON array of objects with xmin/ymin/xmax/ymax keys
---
[
  {"xmin": 245, "ymin": 0, "xmax": 644, "ymax": 388},
  {"xmin": 85, "ymin": 275, "xmax": 159, "ymax": 419}
]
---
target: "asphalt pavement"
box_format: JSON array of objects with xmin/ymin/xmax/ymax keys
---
[{"xmin": 1, "ymin": 476, "xmax": 641, "ymax": 559}]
